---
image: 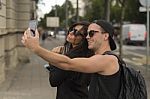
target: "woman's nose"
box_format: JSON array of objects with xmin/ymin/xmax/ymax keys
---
[
  {"xmin": 69, "ymin": 31, "xmax": 74, "ymax": 36},
  {"xmin": 86, "ymin": 34, "xmax": 90, "ymax": 39}
]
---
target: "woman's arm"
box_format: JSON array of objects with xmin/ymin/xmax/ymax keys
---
[
  {"xmin": 49, "ymin": 46, "xmax": 74, "ymax": 87},
  {"xmin": 49, "ymin": 65, "xmax": 73, "ymax": 87}
]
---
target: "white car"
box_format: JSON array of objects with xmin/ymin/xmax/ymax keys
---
[{"xmin": 122, "ymin": 24, "xmax": 146, "ymax": 45}]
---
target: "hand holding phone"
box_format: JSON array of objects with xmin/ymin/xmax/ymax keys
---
[{"xmin": 29, "ymin": 20, "xmax": 38, "ymax": 36}]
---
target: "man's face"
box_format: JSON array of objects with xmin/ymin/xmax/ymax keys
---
[{"xmin": 86, "ymin": 23, "xmax": 105, "ymax": 51}]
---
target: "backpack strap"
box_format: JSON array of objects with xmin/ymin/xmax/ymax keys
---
[{"xmin": 103, "ymin": 51, "xmax": 126, "ymax": 67}]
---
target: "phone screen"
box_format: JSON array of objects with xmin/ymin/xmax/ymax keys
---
[{"xmin": 29, "ymin": 20, "xmax": 38, "ymax": 36}]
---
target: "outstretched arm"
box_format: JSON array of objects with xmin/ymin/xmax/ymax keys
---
[{"xmin": 21, "ymin": 29, "xmax": 119, "ymax": 73}]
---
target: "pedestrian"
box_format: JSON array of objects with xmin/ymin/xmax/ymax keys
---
[
  {"xmin": 42, "ymin": 31, "xmax": 48, "ymax": 41},
  {"xmin": 48, "ymin": 21, "xmax": 94, "ymax": 99},
  {"xmin": 21, "ymin": 20, "xmax": 124, "ymax": 99}
]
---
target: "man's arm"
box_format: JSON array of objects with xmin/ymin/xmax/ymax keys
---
[
  {"xmin": 22, "ymin": 29, "xmax": 119, "ymax": 73},
  {"xmin": 35, "ymin": 46, "xmax": 118, "ymax": 73}
]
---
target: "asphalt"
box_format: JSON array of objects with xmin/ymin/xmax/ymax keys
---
[{"xmin": 0, "ymin": 35, "xmax": 149, "ymax": 99}]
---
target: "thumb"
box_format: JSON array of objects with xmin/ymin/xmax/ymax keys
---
[{"xmin": 35, "ymin": 29, "xmax": 39, "ymax": 38}]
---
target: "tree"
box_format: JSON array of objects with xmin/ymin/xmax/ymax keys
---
[
  {"xmin": 110, "ymin": 0, "xmax": 122, "ymax": 22},
  {"xmin": 35, "ymin": 0, "xmax": 40, "ymax": 3},
  {"xmin": 124, "ymin": 0, "xmax": 146, "ymax": 23},
  {"xmin": 110, "ymin": 0, "xmax": 146, "ymax": 23},
  {"xmin": 110, "ymin": 0, "xmax": 146, "ymax": 58},
  {"xmin": 84, "ymin": 0, "xmax": 105, "ymax": 22},
  {"xmin": 38, "ymin": 0, "xmax": 74, "ymax": 29},
  {"xmin": 118, "ymin": 0, "xmax": 127, "ymax": 58}
]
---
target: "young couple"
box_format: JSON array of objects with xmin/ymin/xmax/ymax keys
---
[{"xmin": 21, "ymin": 20, "xmax": 121, "ymax": 99}]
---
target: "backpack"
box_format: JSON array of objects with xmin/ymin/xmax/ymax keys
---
[{"xmin": 104, "ymin": 51, "xmax": 147, "ymax": 99}]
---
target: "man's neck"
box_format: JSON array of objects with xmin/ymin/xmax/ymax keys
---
[{"xmin": 95, "ymin": 46, "xmax": 111, "ymax": 55}]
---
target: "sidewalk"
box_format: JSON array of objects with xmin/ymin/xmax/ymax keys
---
[{"xmin": 0, "ymin": 36, "xmax": 65, "ymax": 99}]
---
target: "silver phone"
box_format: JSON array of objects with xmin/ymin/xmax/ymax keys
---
[{"xmin": 29, "ymin": 20, "xmax": 38, "ymax": 36}]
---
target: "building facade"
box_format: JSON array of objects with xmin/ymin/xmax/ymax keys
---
[{"xmin": 0, "ymin": 0, "xmax": 36, "ymax": 84}]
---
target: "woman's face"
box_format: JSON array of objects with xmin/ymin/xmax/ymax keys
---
[{"xmin": 66, "ymin": 25, "xmax": 84, "ymax": 47}]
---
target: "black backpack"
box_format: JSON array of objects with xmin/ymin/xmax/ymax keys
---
[{"xmin": 104, "ymin": 51, "xmax": 147, "ymax": 99}]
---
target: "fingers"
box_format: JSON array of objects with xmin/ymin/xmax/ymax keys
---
[
  {"xmin": 21, "ymin": 31, "xmax": 26, "ymax": 45},
  {"xmin": 52, "ymin": 46, "xmax": 64, "ymax": 53},
  {"xmin": 24, "ymin": 30, "xmax": 28, "ymax": 40},
  {"xmin": 21, "ymin": 36, "xmax": 25, "ymax": 44},
  {"xmin": 21, "ymin": 28, "xmax": 40, "ymax": 51},
  {"xmin": 60, "ymin": 46, "xmax": 64, "ymax": 53},
  {"xmin": 52, "ymin": 47, "xmax": 59, "ymax": 53},
  {"xmin": 35, "ymin": 29, "xmax": 39, "ymax": 38},
  {"xmin": 26, "ymin": 28, "xmax": 32, "ymax": 37}
]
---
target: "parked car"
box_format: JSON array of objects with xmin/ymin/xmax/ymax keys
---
[
  {"xmin": 58, "ymin": 30, "xmax": 66, "ymax": 35},
  {"xmin": 122, "ymin": 24, "xmax": 146, "ymax": 45},
  {"xmin": 48, "ymin": 30, "xmax": 55, "ymax": 37}
]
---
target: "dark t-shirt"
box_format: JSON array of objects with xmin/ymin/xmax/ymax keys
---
[{"xmin": 89, "ymin": 68, "xmax": 121, "ymax": 99}]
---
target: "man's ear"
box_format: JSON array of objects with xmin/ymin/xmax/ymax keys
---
[{"xmin": 104, "ymin": 33, "xmax": 109, "ymax": 40}]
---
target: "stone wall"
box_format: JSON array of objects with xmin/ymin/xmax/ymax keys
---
[
  {"xmin": 0, "ymin": 0, "xmax": 35, "ymax": 84},
  {"xmin": 0, "ymin": 0, "xmax": 7, "ymax": 84}
]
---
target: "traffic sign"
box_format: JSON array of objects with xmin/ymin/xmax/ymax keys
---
[
  {"xmin": 139, "ymin": 6, "xmax": 150, "ymax": 12},
  {"xmin": 139, "ymin": 0, "xmax": 150, "ymax": 7},
  {"xmin": 46, "ymin": 17, "xmax": 59, "ymax": 27}
]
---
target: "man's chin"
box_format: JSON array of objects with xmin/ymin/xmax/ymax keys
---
[{"xmin": 88, "ymin": 45, "xmax": 93, "ymax": 49}]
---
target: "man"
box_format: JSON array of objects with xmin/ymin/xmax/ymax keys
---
[{"xmin": 22, "ymin": 20, "xmax": 120, "ymax": 99}]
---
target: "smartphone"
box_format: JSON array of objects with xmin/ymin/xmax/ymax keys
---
[{"xmin": 29, "ymin": 20, "xmax": 38, "ymax": 36}]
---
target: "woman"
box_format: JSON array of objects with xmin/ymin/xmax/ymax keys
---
[{"xmin": 49, "ymin": 21, "xmax": 94, "ymax": 99}]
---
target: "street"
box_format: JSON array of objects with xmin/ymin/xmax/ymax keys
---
[{"xmin": 0, "ymin": 36, "xmax": 149, "ymax": 99}]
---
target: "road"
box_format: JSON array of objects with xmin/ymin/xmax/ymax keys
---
[{"xmin": 123, "ymin": 45, "xmax": 149, "ymax": 56}]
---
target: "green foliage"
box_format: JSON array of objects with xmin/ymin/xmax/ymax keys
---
[
  {"xmin": 38, "ymin": 0, "xmax": 147, "ymax": 28},
  {"xmin": 35, "ymin": 0, "xmax": 40, "ymax": 4},
  {"xmin": 84, "ymin": 0, "xmax": 146, "ymax": 24},
  {"xmin": 84, "ymin": 0, "xmax": 105, "ymax": 22},
  {"xmin": 124, "ymin": 0, "xmax": 146, "ymax": 23},
  {"xmin": 38, "ymin": 0, "xmax": 74, "ymax": 29},
  {"xmin": 110, "ymin": 1, "xmax": 122, "ymax": 22}
]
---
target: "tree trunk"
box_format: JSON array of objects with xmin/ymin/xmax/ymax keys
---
[
  {"xmin": 104, "ymin": 0, "xmax": 110, "ymax": 22},
  {"xmin": 119, "ymin": 0, "xmax": 126, "ymax": 58}
]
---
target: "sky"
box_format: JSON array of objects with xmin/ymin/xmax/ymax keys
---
[{"xmin": 37, "ymin": 0, "xmax": 66, "ymax": 19}]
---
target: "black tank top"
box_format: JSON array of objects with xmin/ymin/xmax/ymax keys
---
[{"xmin": 89, "ymin": 68, "xmax": 121, "ymax": 99}]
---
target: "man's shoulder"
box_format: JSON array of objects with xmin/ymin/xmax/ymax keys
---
[
  {"xmin": 91, "ymin": 54, "xmax": 118, "ymax": 61},
  {"xmin": 91, "ymin": 54, "xmax": 119, "ymax": 75}
]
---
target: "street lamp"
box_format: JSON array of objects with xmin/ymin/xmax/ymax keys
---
[
  {"xmin": 146, "ymin": 0, "xmax": 150, "ymax": 71},
  {"xmin": 139, "ymin": 0, "xmax": 150, "ymax": 71}
]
